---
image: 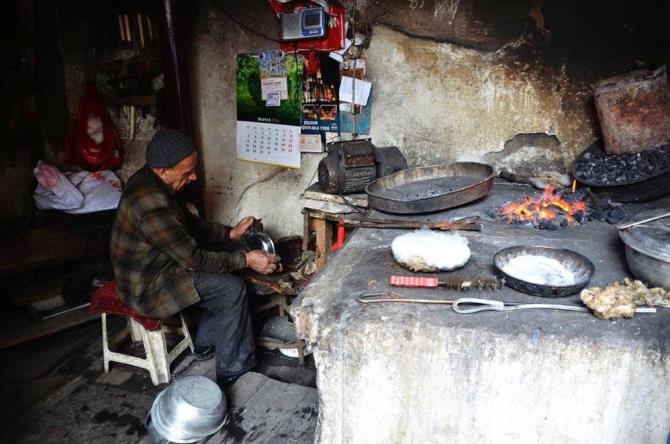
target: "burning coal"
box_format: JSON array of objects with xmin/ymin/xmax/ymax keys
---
[{"xmin": 497, "ymin": 186, "xmax": 588, "ymax": 229}]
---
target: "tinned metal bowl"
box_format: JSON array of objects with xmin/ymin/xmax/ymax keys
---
[
  {"xmin": 148, "ymin": 376, "xmax": 226, "ymax": 443},
  {"xmin": 493, "ymin": 246, "xmax": 595, "ymax": 298},
  {"xmin": 245, "ymin": 232, "xmax": 275, "ymax": 254}
]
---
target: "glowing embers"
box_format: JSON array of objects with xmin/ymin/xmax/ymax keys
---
[{"xmin": 497, "ymin": 186, "xmax": 588, "ymax": 229}]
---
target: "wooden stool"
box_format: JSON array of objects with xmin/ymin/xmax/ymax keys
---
[{"xmin": 91, "ymin": 281, "xmax": 194, "ymax": 386}]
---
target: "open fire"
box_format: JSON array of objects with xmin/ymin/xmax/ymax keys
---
[{"xmin": 497, "ymin": 186, "xmax": 589, "ymax": 229}]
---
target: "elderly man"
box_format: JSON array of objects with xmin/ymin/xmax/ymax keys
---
[{"xmin": 111, "ymin": 129, "xmax": 279, "ymax": 384}]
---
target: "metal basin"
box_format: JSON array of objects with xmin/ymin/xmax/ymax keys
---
[
  {"xmin": 494, "ymin": 246, "xmax": 595, "ymax": 298},
  {"xmin": 148, "ymin": 376, "xmax": 226, "ymax": 443},
  {"xmin": 365, "ymin": 162, "xmax": 494, "ymax": 214},
  {"xmin": 619, "ymin": 209, "xmax": 670, "ymax": 289}
]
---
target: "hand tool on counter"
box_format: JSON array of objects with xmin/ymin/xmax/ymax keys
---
[
  {"xmin": 358, "ymin": 292, "xmax": 454, "ymax": 305},
  {"xmin": 356, "ymin": 293, "xmax": 658, "ymax": 315},
  {"xmin": 390, "ymin": 275, "xmax": 503, "ymax": 291},
  {"xmin": 617, "ymin": 210, "xmax": 670, "ymax": 229},
  {"xmin": 451, "ymin": 297, "xmax": 657, "ymax": 314},
  {"xmin": 343, "ymin": 215, "xmax": 482, "ymax": 232}
]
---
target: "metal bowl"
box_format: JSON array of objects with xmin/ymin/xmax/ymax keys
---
[
  {"xmin": 148, "ymin": 376, "xmax": 226, "ymax": 443},
  {"xmin": 245, "ymin": 232, "xmax": 275, "ymax": 254},
  {"xmin": 619, "ymin": 209, "xmax": 670, "ymax": 289},
  {"xmin": 493, "ymin": 246, "xmax": 595, "ymax": 297}
]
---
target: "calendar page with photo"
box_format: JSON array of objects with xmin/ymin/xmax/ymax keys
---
[{"xmin": 236, "ymin": 51, "xmax": 303, "ymax": 168}]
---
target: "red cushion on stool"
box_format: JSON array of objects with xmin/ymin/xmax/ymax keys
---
[{"xmin": 90, "ymin": 280, "xmax": 162, "ymax": 331}]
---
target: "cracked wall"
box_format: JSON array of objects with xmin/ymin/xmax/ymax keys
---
[{"xmin": 193, "ymin": 0, "xmax": 670, "ymax": 236}]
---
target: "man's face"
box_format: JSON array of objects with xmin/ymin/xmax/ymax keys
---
[{"xmin": 156, "ymin": 152, "xmax": 198, "ymax": 192}]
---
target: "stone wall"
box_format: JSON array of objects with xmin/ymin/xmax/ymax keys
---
[{"xmin": 191, "ymin": 0, "xmax": 668, "ymax": 236}]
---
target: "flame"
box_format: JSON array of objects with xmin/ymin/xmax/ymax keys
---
[{"xmin": 498, "ymin": 186, "xmax": 587, "ymax": 225}]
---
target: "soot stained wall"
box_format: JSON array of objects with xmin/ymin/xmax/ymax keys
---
[{"xmin": 194, "ymin": 0, "xmax": 670, "ymax": 236}]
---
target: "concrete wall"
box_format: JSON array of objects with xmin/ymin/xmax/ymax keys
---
[
  {"xmin": 191, "ymin": 4, "xmax": 323, "ymax": 238},
  {"xmin": 191, "ymin": 0, "xmax": 668, "ymax": 236}
]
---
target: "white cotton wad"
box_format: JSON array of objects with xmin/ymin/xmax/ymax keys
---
[{"xmin": 391, "ymin": 229, "xmax": 471, "ymax": 272}]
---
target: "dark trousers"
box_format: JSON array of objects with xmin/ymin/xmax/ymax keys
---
[{"xmin": 187, "ymin": 271, "xmax": 256, "ymax": 379}]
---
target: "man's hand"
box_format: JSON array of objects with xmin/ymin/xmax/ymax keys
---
[
  {"xmin": 245, "ymin": 250, "xmax": 281, "ymax": 274},
  {"xmin": 230, "ymin": 216, "xmax": 255, "ymax": 240}
]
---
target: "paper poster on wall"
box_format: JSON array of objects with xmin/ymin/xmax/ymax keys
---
[
  {"xmin": 236, "ymin": 51, "xmax": 303, "ymax": 168},
  {"xmin": 301, "ymin": 53, "xmax": 339, "ymax": 135}
]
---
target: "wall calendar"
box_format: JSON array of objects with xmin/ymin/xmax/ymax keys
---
[
  {"xmin": 236, "ymin": 51, "xmax": 302, "ymax": 168},
  {"xmin": 236, "ymin": 121, "xmax": 301, "ymax": 168}
]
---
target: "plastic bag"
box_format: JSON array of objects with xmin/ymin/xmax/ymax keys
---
[
  {"xmin": 65, "ymin": 170, "xmax": 122, "ymax": 214},
  {"xmin": 33, "ymin": 161, "xmax": 84, "ymax": 211},
  {"xmin": 64, "ymin": 82, "xmax": 124, "ymax": 171}
]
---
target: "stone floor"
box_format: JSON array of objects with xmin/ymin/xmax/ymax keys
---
[{"xmin": 0, "ymin": 317, "xmax": 318, "ymax": 443}]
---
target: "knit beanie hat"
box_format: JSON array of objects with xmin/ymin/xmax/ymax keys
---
[{"xmin": 146, "ymin": 129, "xmax": 195, "ymax": 168}]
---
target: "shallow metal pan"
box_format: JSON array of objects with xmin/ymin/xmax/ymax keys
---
[
  {"xmin": 365, "ymin": 162, "xmax": 494, "ymax": 214},
  {"xmin": 493, "ymin": 246, "xmax": 595, "ymax": 298}
]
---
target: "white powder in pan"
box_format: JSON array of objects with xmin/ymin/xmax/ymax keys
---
[
  {"xmin": 391, "ymin": 229, "xmax": 471, "ymax": 272},
  {"xmin": 502, "ymin": 255, "xmax": 576, "ymax": 286}
]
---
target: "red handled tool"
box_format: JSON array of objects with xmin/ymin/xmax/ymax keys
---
[{"xmin": 390, "ymin": 275, "xmax": 503, "ymax": 291}]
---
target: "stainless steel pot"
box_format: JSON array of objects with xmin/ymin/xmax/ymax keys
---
[
  {"xmin": 147, "ymin": 376, "xmax": 226, "ymax": 443},
  {"xmin": 619, "ymin": 208, "xmax": 670, "ymax": 289}
]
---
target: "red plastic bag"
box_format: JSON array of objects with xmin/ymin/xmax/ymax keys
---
[{"xmin": 64, "ymin": 83, "xmax": 123, "ymax": 171}]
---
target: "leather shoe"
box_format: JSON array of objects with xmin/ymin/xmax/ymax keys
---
[{"xmin": 192, "ymin": 344, "xmax": 215, "ymax": 361}]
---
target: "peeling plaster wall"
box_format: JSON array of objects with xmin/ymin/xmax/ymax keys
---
[
  {"xmin": 367, "ymin": 25, "xmax": 596, "ymax": 167},
  {"xmin": 192, "ymin": 0, "xmax": 669, "ymax": 236}
]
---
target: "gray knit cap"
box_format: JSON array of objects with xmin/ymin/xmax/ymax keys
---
[{"xmin": 146, "ymin": 129, "xmax": 196, "ymax": 168}]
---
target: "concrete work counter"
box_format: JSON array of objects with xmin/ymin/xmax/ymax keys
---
[{"xmin": 292, "ymin": 182, "xmax": 670, "ymax": 444}]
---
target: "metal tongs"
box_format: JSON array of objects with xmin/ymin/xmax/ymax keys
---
[
  {"xmin": 357, "ymin": 293, "xmax": 657, "ymax": 314},
  {"xmin": 452, "ymin": 298, "xmax": 657, "ymax": 314},
  {"xmin": 452, "ymin": 298, "xmax": 589, "ymax": 313}
]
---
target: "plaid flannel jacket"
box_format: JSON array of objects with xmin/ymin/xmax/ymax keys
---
[{"xmin": 111, "ymin": 166, "xmax": 246, "ymax": 319}]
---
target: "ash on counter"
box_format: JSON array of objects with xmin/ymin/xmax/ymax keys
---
[{"xmin": 573, "ymin": 140, "xmax": 670, "ymax": 185}]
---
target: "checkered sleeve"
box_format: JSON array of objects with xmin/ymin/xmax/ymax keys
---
[{"xmin": 140, "ymin": 206, "xmax": 245, "ymax": 273}]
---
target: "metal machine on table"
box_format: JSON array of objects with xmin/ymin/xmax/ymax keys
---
[{"xmin": 317, "ymin": 139, "xmax": 407, "ymax": 194}]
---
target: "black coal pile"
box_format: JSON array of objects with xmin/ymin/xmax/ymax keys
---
[{"xmin": 573, "ymin": 140, "xmax": 670, "ymax": 185}]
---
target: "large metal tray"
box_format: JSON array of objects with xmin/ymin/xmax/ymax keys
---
[{"xmin": 365, "ymin": 162, "xmax": 494, "ymax": 214}]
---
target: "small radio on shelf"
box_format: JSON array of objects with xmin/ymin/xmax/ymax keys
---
[{"xmin": 280, "ymin": 7, "xmax": 327, "ymax": 41}]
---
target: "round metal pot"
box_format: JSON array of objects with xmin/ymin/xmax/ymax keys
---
[
  {"xmin": 622, "ymin": 244, "xmax": 670, "ymax": 289},
  {"xmin": 493, "ymin": 246, "xmax": 595, "ymax": 298},
  {"xmin": 619, "ymin": 209, "xmax": 670, "ymax": 289},
  {"xmin": 147, "ymin": 376, "xmax": 226, "ymax": 443}
]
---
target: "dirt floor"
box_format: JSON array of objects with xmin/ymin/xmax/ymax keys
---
[{"xmin": 0, "ymin": 317, "xmax": 318, "ymax": 443}]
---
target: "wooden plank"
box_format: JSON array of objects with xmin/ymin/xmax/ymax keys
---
[
  {"xmin": 313, "ymin": 218, "xmax": 331, "ymax": 271},
  {"xmin": 0, "ymin": 306, "xmax": 99, "ymax": 349},
  {"xmin": 301, "ymin": 182, "xmax": 367, "ymax": 208}
]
